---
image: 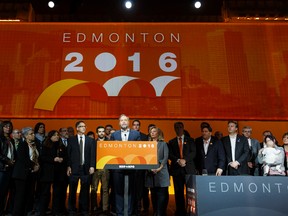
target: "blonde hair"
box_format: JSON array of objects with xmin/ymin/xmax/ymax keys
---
[{"xmin": 149, "ymin": 126, "xmax": 164, "ymax": 142}]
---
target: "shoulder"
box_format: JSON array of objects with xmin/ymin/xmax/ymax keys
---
[
  {"xmin": 194, "ymin": 136, "xmax": 203, "ymax": 145},
  {"xmin": 168, "ymin": 137, "xmax": 177, "ymax": 144},
  {"xmin": 158, "ymin": 141, "xmax": 167, "ymax": 145},
  {"xmin": 85, "ymin": 136, "xmax": 95, "ymax": 143},
  {"xmin": 221, "ymin": 136, "xmax": 229, "ymax": 142},
  {"xmin": 110, "ymin": 130, "xmax": 120, "ymax": 140},
  {"xmin": 130, "ymin": 129, "xmax": 140, "ymax": 134},
  {"xmin": 68, "ymin": 135, "xmax": 77, "ymax": 140},
  {"xmin": 251, "ymin": 138, "xmax": 259, "ymax": 143},
  {"xmin": 237, "ymin": 135, "xmax": 248, "ymax": 143},
  {"xmin": 113, "ymin": 130, "xmax": 121, "ymax": 135},
  {"xmin": 210, "ymin": 136, "xmax": 221, "ymax": 144},
  {"xmin": 140, "ymin": 132, "xmax": 148, "ymax": 140},
  {"xmin": 184, "ymin": 136, "xmax": 194, "ymax": 144}
]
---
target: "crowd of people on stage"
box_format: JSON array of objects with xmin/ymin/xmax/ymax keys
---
[{"xmin": 0, "ymin": 116, "xmax": 288, "ymax": 216}]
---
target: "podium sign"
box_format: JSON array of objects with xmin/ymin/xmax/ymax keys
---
[
  {"xmin": 188, "ymin": 175, "xmax": 288, "ymax": 216},
  {"xmin": 96, "ymin": 141, "xmax": 158, "ymax": 169}
]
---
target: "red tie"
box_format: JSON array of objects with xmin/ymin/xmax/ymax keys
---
[{"xmin": 179, "ymin": 137, "xmax": 183, "ymax": 159}]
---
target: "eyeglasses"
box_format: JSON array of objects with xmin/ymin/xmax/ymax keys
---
[{"xmin": 78, "ymin": 125, "xmax": 86, "ymax": 128}]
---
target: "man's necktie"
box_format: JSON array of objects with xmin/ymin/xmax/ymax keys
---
[
  {"xmin": 179, "ymin": 137, "xmax": 183, "ymax": 159},
  {"xmin": 80, "ymin": 136, "xmax": 84, "ymax": 165}
]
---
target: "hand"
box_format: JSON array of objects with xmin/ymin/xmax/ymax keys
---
[
  {"xmin": 216, "ymin": 168, "xmax": 223, "ymax": 176},
  {"xmin": 7, "ymin": 160, "xmax": 15, "ymax": 167},
  {"xmin": 33, "ymin": 164, "xmax": 40, "ymax": 172},
  {"xmin": 151, "ymin": 167, "xmax": 162, "ymax": 174},
  {"xmin": 247, "ymin": 162, "xmax": 253, "ymax": 168},
  {"xmin": 178, "ymin": 159, "xmax": 186, "ymax": 167},
  {"xmin": 259, "ymin": 148, "xmax": 264, "ymax": 155},
  {"xmin": 230, "ymin": 161, "xmax": 239, "ymax": 169},
  {"xmin": 67, "ymin": 167, "xmax": 72, "ymax": 176},
  {"xmin": 89, "ymin": 167, "xmax": 95, "ymax": 175},
  {"xmin": 54, "ymin": 157, "xmax": 63, "ymax": 163}
]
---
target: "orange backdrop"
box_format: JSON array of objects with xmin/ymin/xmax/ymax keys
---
[{"xmin": 1, "ymin": 23, "xmax": 288, "ymax": 120}]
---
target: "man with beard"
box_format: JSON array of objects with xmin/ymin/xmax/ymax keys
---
[{"xmin": 110, "ymin": 114, "xmax": 141, "ymax": 216}]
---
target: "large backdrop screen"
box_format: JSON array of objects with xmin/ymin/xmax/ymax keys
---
[{"xmin": 1, "ymin": 23, "xmax": 288, "ymax": 120}]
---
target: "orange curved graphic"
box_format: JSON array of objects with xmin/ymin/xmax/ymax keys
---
[
  {"xmin": 130, "ymin": 156, "xmax": 147, "ymax": 164},
  {"xmin": 97, "ymin": 155, "xmax": 118, "ymax": 169},
  {"xmin": 97, "ymin": 156, "xmax": 127, "ymax": 169},
  {"xmin": 145, "ymin": 154, "xmax": 157, "ymax": 164},
  {"xmin": 107, "ymin": 157, "xmax": 126, "ymax": 165},
  {"xmin": 34, "ymin": 79, "xmax": 89, "ymax": 111}
]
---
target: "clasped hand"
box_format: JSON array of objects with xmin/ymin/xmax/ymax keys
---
[{"xmin": 178, "ymin": 159, "xmax": 186, "ymax": 167}]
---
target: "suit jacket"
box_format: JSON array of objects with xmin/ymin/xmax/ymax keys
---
[
  {"xmin": 248, "ymin": 138, "xmax": 261, "ymax": 164},
  {"xmin": 222, "ymin": 135, "xmax": 250, "ymax": 175},
  {"xmin": 145, "ymin": 141, "xmax": 170, "ymax": 187},
  {"xmin": 12, "ymin": 141, "xmax": 35, "ymax": 180},
  {"xmin": 0, "ymin": 136, "xmax": 17, "ymax": 171},
  {"xmin": 110, "ymin": 129, "xmax": 141, "ymax": 142},
  {"xmin": 39, "ymin": 143, "xmax": 57, "ymax": 182},
  {"xmin": 139, "ymin": 132, "xmax": 148, "ymax": 141},
  {"xmin": 67, "ymin": 135, "xmax": 96, "ymax": 175},
  {"xmin": 195, "ymin": 136, "xmax": 226, "ymax": 175},
  {"xmin": 168, "ymin": 136, "xmax": 196, "ymax": 175},
  {"xmin": 54, "ymin": 140, "xmax": 68, "ymax": 182}
]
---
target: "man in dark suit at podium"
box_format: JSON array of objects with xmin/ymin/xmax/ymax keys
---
[
  {"xmin": 67, "ymin": 121, "xmax": 96, "ymax": 216},
  {"xmin": 222, "ymin": 121, "xmax": 250, "ymax": 176},
  {"xmin": 110, "ymin": 114, "xmax": 141, "ymax": 216}
]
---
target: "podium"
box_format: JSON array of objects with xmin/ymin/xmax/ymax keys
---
[
  {"xmin": 187, "ymin": 175, "xmax": 288, "ymax": 216},
  {"xmin": 96, "ymin": 141, "xmax": 158, "ymax": 216}
]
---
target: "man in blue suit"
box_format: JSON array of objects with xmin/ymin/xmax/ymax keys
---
[
  {"xmin": 195, "ymin": 125, "xmax": 226, "ymax": 175},
  {"xmin": 110, "ymin": 114, "xmax": 141, "ymax": 216},
  {"xmin": 67, "ymin": 121, "xmax": 96, "ymax": 216}
]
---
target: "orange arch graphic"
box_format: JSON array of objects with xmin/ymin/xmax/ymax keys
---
[{"xmin": 34, "ymin": 79, "xmax": 89, "ymax": 111}]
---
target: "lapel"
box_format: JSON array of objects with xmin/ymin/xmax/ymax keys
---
[
  {"xmin": 117, "ymin": 131, "xmax": 122, "ymax": 141},
  {"xmin": 235, "ymin": 135, "xmax": 241, "ymax": 154},
  {"xmin": 127, "ymin": 130, "xmax": 132, "ymax": 141},
  {"xmin": 182, "ymin": 136, "xmax": 189, "ymax": 157},
  {"xmin": 174, "ymin": 137, "xmax": 181, "ymax": 156},
  {"xmin": 225, "ymin": 136, "xmax": 232, "ymax": 158},
  {"xmin": 200, "ymin": 140, "xmax": 205, "ymax": 155},
  {"xmin": 75, "ymin": 135, "xmax": 80, "ymax": 148},
  {"xmin": 206, "ymin": 137, "xmax": 214, "ymax": 155},
  {"xmin": 84, "ymin": 135, "xmax": 88, "ymax": 154}
]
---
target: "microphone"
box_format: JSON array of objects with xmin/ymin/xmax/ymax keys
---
[{"xmin": 124, "ymin": 134, "xmax": 127, "ymax": 141}]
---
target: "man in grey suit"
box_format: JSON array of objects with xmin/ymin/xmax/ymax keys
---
[
  {"xmin": 222, "ymin": 121, "xmax": 250, "ymax": 175},
  {"xmin": 110, "ymin": 114, "xmax": 141, "ymax": 216},
  {"xmin": 242, "ymin": 126, "xmax": 261, "ymax": 176},
  {"xmin": 67, "ymin": 121, "xmax": 96, "ymax": 216}
]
